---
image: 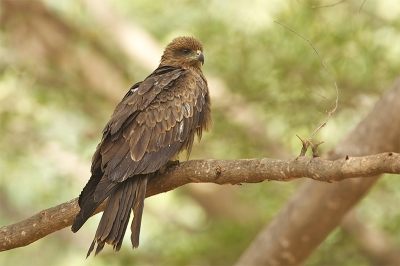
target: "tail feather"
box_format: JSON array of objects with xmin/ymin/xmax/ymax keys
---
[
  {"xmin": 109, "ymin": 181, "xmax": 137, "ymax": 245},
  {"xmin": 131, "ymin": 175, "xmax": 148, "ymax": 248},
  {"xmin": 83, "ymin": 175, "xmax": 148, "ymax": 257},
  {"xmin": 98, "ymin": 178, "xmax": 137, "ymax": 244},
  {"xmin": 71, "ymin": 175, "xmax": 118, "ymax": 233}
]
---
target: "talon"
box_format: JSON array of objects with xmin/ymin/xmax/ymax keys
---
[
  {"xmin": 166, "ymin": 160, "xmax": 180, "ymax": 167},
  {"xmin": 159, "ymin": 160, "xmax": 180, "ymax": 175}
]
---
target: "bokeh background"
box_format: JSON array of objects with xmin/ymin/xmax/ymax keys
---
[{"xmin": 1, "ymin": 0, "xmax": 399, "ymax": 265}]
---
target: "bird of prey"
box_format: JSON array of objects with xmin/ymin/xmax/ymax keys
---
[{"xmin": 71, "ymin": 36, "xmax": 212, "ymax": 257}]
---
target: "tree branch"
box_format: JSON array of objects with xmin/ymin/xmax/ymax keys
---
[
  {"xmin": 235, "ymin": 78, "xmax": 400, "ymax": 266},
  {"xmin": 1, "ymin": 153, "xmax": 399, "ymax": 252}
]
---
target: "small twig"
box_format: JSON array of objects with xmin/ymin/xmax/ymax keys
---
[
  {"xmin": 274, "ymin": 21, "xmax": 339, "ymax": 156},
  {"xmin": 296, "ymin": 135, "xmax": 324, "ymax": 157},
  {"xmin": 296, "ymin": 134, "xmax": 310, "ymax": 157},
  {"xmin": 296, "ymin": 0, "xmax": 348, "ymax": 9},
  {"xmin": 311, "ymin": 141, "xmax": 325, "ymax": 157},
  {"xmin": 296, "ymin": 0, "xmax": 367, "ymax": 19},
  {"xmin": 307, "ymin": 88, "xmax": 333, "ymax": 102},
  {"xmin": 359, "ymin": 0, "xmax": 367, "ymax": 13}
]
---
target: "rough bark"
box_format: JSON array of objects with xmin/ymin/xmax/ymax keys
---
[
  {"xmin": 1, "ymin": 152, "xmax": 399, "ymax": 252},
  {"xmin": 236, "ymin": 78, "xmax": 400, "ymax": 266}
]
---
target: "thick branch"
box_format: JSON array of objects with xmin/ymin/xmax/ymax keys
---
[{"xmin": 1, "ymin": 153, "xmax": 399, "ymax": 252}]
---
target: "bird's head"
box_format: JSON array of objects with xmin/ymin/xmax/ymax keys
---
[{"xmin": 160, "ymin": 36, "xmax": 204, "ymax": 69}]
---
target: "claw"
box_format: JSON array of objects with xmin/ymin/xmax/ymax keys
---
[{"xmin": 159, "ymin": 159, "xmax": 180, "ymax": 175}]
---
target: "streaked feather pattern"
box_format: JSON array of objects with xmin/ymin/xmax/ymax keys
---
[{"xmin": 71, "ymin": 37, "xmax": 212, "ymax": 256}]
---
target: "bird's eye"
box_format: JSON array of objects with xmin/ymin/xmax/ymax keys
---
[{"xmin": 181, "ymin": 48, "xmax": 190, "ymax": 54}]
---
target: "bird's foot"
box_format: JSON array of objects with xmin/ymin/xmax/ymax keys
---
[{"xmin": 158, "ymin": 160, "xmax": 180, "ymax": 175}]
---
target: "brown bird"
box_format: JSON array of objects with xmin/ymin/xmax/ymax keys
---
[{"xmin": 71, "ymin": 36, "xmax": 211, "ymax": 257}]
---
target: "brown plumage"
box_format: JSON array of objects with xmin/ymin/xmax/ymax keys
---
[{"xmin": 71, "ymin": 36, "xmax": 211, "ymax": 256}]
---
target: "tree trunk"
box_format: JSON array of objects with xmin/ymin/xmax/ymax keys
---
[{"xmin": 236, "ymin": 77, "xmax": 400, "ymax": 266}]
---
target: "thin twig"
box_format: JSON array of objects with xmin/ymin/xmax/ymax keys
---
[
  {"xmin": 296, "ymin": 0, "xmax": 348, "ymax": 9},
  {"xmin": 307, "ymin": 88, "xmax": 333, "ymax": 102},
  {"xmin": 359, "ymin": 0, "xmax": 367, "ymax": 13},
  {"xmin": 274, "ymin": 21, "xmax": 339, "ymax": 155}
]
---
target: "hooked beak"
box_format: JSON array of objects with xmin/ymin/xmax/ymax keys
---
[{"xmin": 197, "ymin": 50, "xmax": 204, "ymax": 65}]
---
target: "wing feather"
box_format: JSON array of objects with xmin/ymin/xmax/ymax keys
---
[
  {"xmin": 172, "ymin": 105, "xmax": 183, "ymax": 122},
  {"xmin": 166, "ymin": 109, "xmax": 177, "ymax": 130},
  {"xmin": 181, "ymin": 117, "xmax": 192, "ymax": 141},
  {"xmin": 146, "ymin": 110, "xmax": 157, "ymax": 127},
  {"xmin": 94, "ymin": 66, "xmax": 210, "ymax": 183},
  {"xmin": 127, "ymin": 123, "xmax": 145, "ymax": 150},
  {"xmin": 154, "ymin": 108, "xmax": 163, "ymax": 123},
  {"xmin": 147, "ymin": 127, "xmax": 160, "ymax": 153},
  {"xmin": 162, "ymin": 127, "xmax": 174, "ymax": 147},
  {"xmin": 131, "ymin": 127, "xmax": 152, "ymax": 161},
  {"xmin": 73, "ymin": 44, "xmax": 213, "ymax": 256},
  {"xmin": 160, "ymin": 118, "xmax": 168, "ymax": 132}
]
